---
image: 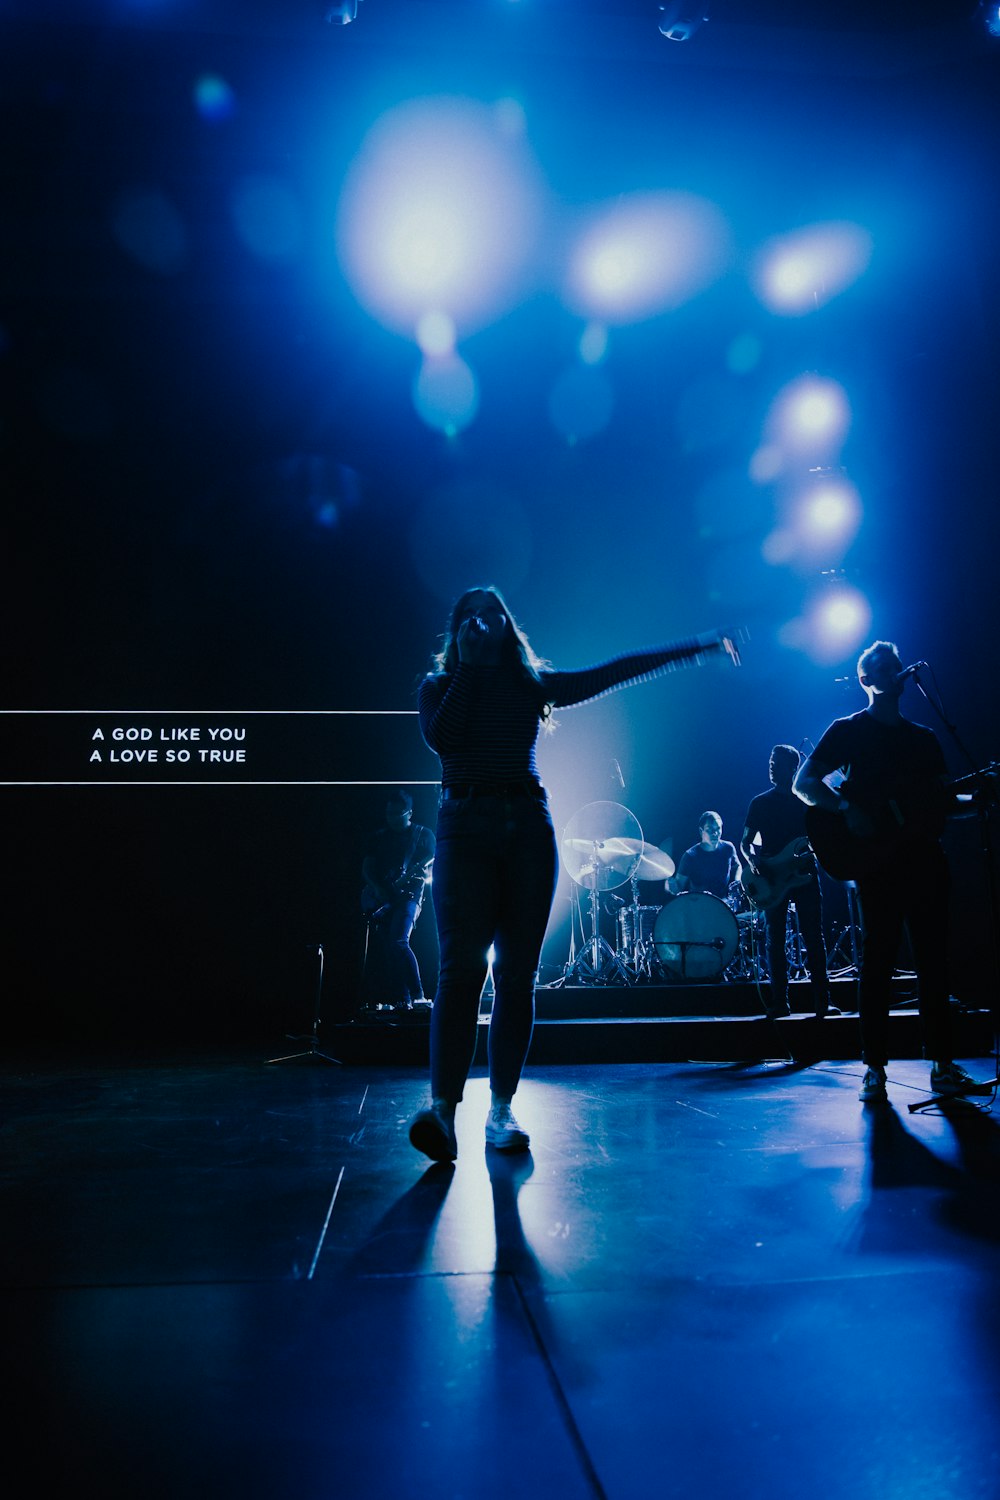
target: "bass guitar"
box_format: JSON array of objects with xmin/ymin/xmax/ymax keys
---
[{"xmin": 740, "ymin": 838, "xmax": 814, "ymax": 911}]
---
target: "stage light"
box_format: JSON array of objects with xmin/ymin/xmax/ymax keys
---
[
  {"xmin": 326, "ymin": 1, "xmax": 363, "ymax": 23},
  {"xmin": 193, "ymin": 75, "xmax": 235, "ymax": 123},
  {"xmin": 980, "ymin": 2, "xmax": 1000, "ymax": 37},
  {"xmin": 754, "ymin": 222, "xmax": 872, "ymax": 315},
  {"xmin": 564, "ymin": 191, "xmax": 729, "ymax": 324},
  {"xmin": 769, "ymin": 374, "xmax": 850, "ymax": 457},
  {"xmin": 416, "ymin": 310, "xmax": 456, "ymax": 357},
  {"xmin": 764, "ymin": 471, "xmax": 862, "ymax": 571},
  {"xmin": 800, "ymin": 474, "xmax": 861, "ymax": 548},
  {"xmin": 782, "ymin": 579, "xmax": 872, "ymax": 664},
  {"xmin": 658, "ymin": 2, "xmax": 709, "ymax": 40},
  {"xmin": 578, "ymin": 322, "xmax": 609, "ymax": 366},
  {"xmin": 412, "ymin": 352, "xmax": 479, "ymax": 435},
  {"xmin": 335, "ymin": 97, "xmax": 542, "ymax": 341}
]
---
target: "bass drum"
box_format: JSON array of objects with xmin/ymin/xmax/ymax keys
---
[{"xmin": 653, "ymin": 892, "xmax": 738, "ymax": 981}]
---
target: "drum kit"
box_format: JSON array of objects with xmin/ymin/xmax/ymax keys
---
[{"xmin": 560, "ymin": 800, "xmax": 761, "ymax": 985}]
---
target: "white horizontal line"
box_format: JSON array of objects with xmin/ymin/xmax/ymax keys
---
[
  {"xmin": 0, "ymin": 709, "xmax": 418, "ymax": 716},
  {"xmin": 0, "ymin": 780, "xmax": 443, "ymax": 788}
]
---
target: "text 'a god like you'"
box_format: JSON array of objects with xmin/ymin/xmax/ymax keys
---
[{"xmin": 89, "ymin": 726, "xmax": 247, "ymax": 764}]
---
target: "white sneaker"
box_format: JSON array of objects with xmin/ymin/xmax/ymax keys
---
[
  {"xmin": 485, "ymin": 1103, "xmax": 530, "ymax": 1153},
  {"xmin": 859, "ymin": 1065, "xmax": 887, "ymax": 1102},
  {"xmin": 929, "ymin": 1062, "xmax": 993, "ymax": 1097}
]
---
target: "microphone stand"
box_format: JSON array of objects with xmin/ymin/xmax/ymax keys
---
[{"xmin": 267, "ymin": 943, "xmax": 342, "ymax": 1066}]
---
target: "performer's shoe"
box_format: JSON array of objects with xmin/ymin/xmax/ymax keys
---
[
  {"xmin": 409, "ymin": 1102, "xmax": 458, "ymax": 1162},
  {"xmin": 485, "ymin": 1103, "xmax": 530, "ymax": 1153},
  {"xmin": 929, "ymin": 1062, "xmax": 993, "ymax": 1097},
  {"xmin": 764, "ymin": 1002, "xmax": 791, "ymax": 1020},
  {"xmin": 859, "ymin": 1065, "xmax": 888, "ymax": 1102}
]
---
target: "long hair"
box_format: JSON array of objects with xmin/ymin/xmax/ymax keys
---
[
  {"xmin": 430, "ymin": 586, "xmax": 554, "ymax": 725},
  {"xmin": 431, "ymin": 586, "xmax": 548, "ymax": 681}
]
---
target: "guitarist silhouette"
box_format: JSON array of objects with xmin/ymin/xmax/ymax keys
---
[
  {"xmin": 794, "ymin": 641, "xmax": 986, "ymax": 1103},
  {"xmin": 740, "ymin": 744, "xmax": 831, "ymax": 1020},
  {"xmin": 361, "ymin": 790, "xmax": 435, "ymax": 1012}
]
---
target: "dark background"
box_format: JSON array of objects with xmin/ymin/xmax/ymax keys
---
[{"xmin": 3, "ymin": 1, "xmax": 999, "ymax": 1046}]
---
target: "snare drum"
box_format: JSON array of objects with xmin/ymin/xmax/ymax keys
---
[
  {"xmin": 653, "ymin": 892, "xmax": 739, "ymax": 981},
  {"xmin": 618, "ymin": 904, "xmax": 659, "ymax": 953},
  {"xmin": 617, "ymin": 900, "xmax": 665, "ymax": 972}
]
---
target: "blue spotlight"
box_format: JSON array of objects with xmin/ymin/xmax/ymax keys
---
[
  {"xmin": 781, "ymin": 581, "xmax": 871, "ymax": 664},
  {"xmin": 981, "ymin": 3, "xmax": 1000, "ymax": 37},
  {"xmin": 416, "ymin": 311, "xmax": 457, "ymax": 357},
  {"xmin": 764, "ymin": 471, "xmax": 862, "ymax": 570},
  {"xmin": 193, "ymin": 74, "xmax": 235, "ymax": 123},
  {"xmin": 412, "ymin": 352, "xmax": 479, "ymax": 435},
  {"xmin": 754, "ymin": 222, "xmax": 872, "ymax": 315},
  {"xmin": 768, "ymin": 375, "xmax": 850, "ymax": 459},
  {"xmin": 800, "ymin": 474, "xmax": 861, "ymax": 549},
  {"xmin": 564, "ymin": 191, "xmax": 729, "ymax": 324},
  {"xmin": 335, "ymin": 97, "xmax": 542, "ymax": 341}
]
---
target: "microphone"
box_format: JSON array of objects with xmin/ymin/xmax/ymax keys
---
[
  {"xmin": 611, "ymin": 758, "xmax": 625, "ymax": 788},
  {"xmin": 467, "ymin": 615, "xmax": 488, "ymax": 636},
  {"xmin": 895, "ymin": 661, "xmax": 927, "ymax": 685}
]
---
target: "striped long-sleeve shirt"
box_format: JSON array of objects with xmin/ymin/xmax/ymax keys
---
[{"xmin": 418, "ymin": 637, "xmax": 714, "ymax": 788}]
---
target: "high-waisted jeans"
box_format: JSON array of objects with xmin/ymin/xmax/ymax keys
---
[{"xmin": 429, "ymin": 791, "xmax": 558, "ymax": 1104}]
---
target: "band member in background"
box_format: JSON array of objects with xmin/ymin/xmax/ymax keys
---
[
  {"xmin": 794, "ymin": 640, "xmax": 986, "ymax": 1102},
  {"xmin": 361, "ymin": 789, "xmax": 435, "ymax": 1013},
  {"xmin": 409, "ymin": 584, "xmax": 740, "ymax": 1163},
  {"xmin": 670, "ymin": 811, "xmax": 741, "ymax": 901},
  {"xmin": 740, "ymin": 744, "xmax": 831, "ymax": 1021}
]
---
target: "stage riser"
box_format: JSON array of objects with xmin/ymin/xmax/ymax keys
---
[
  {"xmin": 534, "ymin": 979, "xmax": 855, "ymax": 1021},
  {"xmin": 332, "ymin": 1009, "xmax": 994, "ymax": 1066}
]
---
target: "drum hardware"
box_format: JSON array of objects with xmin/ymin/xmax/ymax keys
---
[
  {"xmin": 616, "ymin": 880, "xmax": 662, "ymax": 978},
  {"xmin": 653, "ymin": 892, "xmax": 739, "ymax": 982},
  {"xmin": 827, "ymin": 880, "xmax": 862, "ymax": 980},
  {"xmin": 560, "ymin": 801, "xmax": 645, "ymax": 984},
  {"xmin": 604, "ymin": 840, "xmax": 676, "ymax": 979},
  {"xmin": 785, "ymin": 902, "xmax": 808, "ymax": 981}
]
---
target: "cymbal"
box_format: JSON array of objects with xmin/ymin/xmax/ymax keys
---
[
  {"xmin": 561, "ymin": 800, "xmax": 644, "ymax": 890},
  {"xmin": 607, "ymin": 838, "xmax": 676, "ymax": 880},
  {"xmin": 635, "ymin": 844, "xmax": 675, "ymax": 880}
]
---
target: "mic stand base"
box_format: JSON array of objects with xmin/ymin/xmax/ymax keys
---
[{"xmin": 266, "ymin": 943, "xmax": 342, "ymax": 1066}]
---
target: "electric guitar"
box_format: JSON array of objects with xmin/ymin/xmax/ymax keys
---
[
  {"xmin": 740, "ymin": 838, "xmax": 815, "ymax": 911},
  {"xmin": 361, "ymin": 863, "xmax": 430, "ymax": 917}
]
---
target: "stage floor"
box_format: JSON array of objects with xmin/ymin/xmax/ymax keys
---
[{"xmin": 5, "ymin": 1048, "xmax": 1000, "ymax": 1499}]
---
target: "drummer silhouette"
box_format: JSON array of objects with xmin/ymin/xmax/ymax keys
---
[{"xmin": 670, "ymin": 811, "xmax": 742, "ymax": 900}]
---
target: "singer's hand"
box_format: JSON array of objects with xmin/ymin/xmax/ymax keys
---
[
  {"xmin": 720, "ymin": 633, "xmax": 741, "ymax": 667},
  {"xmin": 457, "ymin": 616, "xmax": 495, "ymax": 664}
]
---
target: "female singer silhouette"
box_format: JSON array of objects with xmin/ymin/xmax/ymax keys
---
[{"xmin": 409, "ymin": 585, "xmax": 738, "ymax": 1161}]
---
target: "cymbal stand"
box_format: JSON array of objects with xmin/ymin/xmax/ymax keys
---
[
  {"xmin": 564, "ymin": 878, "xmax": 633, "ymax": 985},
  {"xmin": 267, "ymin": 943, "xmax": 342, "ymax": 1065}
]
